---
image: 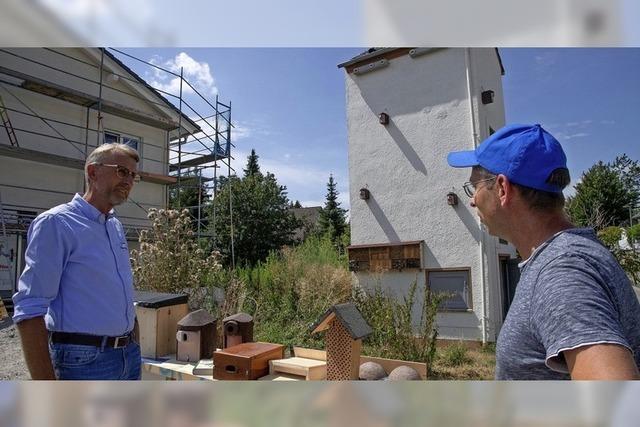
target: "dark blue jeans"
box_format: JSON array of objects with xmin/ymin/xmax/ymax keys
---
[{"xmin": 49, "ymin": 340, "xmax": 141, "ymax": 380}]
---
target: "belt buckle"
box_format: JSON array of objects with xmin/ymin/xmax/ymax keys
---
[{"xmin": 113, "ymin": 336, "xmax": 127, "ymax": 349}]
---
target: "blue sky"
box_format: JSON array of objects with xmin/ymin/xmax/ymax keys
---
[
  {"xmin": 501, "ymin": 48, "xmax": 640, "ymax": 194},
  {"xmin": 117, "ymin": 48, "xmax": 640, "ymax": 208}
]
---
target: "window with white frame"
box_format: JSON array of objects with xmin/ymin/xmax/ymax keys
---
[
  {"xmin": 103, "ymin": 130, "xmax": 140, "ymax": 151},
  {"xmin": 427, "ymin": 269, "xmax": 472, "ymax": 311}
]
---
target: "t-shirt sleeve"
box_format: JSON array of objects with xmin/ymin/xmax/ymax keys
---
[{"xmin": 530, "ymin": 254, "xmax": 632, "ymax": 374}]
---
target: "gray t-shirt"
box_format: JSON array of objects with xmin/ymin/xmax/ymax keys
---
[{"xmin": 495, "ymin": 228, "xmax": 640, "ymax": 380}]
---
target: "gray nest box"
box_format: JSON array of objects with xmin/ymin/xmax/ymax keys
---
[
  {"xmin": 310, "ymin": 302, "xmax": 372, "ymax": 380},
  {"xmin": 176, "ymin": 309, "xmax": 216, "ymax": 362}
]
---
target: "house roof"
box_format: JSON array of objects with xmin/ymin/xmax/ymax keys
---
[
  {"xmin": 310, "ymin": 302, "xmax": 373, "ymax": 340},
  {"xmin": 338, "ymin": 47, "xmax": 505, "ymax": 76},
  {"xmin": 102, "ymin": 48, "xmax": 201, "ymax": 133}
]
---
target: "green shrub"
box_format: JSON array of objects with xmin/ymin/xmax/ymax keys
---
[
  {"xmin": 598, "ymin": 226, "xmax": 623, "ymax": 249},
  {"xmin": 354, "ymin": 280, "xmax": 448, "ymax": 377},
  {"xmin": 439, "ymin": 343, "xmax": 471, "ymax": 367},
  {"xmin": 131, "ymin": 209, "xmax": 222, "ymax": 308},
  {"xmin": 627, "ymin": 224, "xmax": 640, "ymax": 246}
]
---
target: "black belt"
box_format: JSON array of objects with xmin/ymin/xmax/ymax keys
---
[{"xmin": 50, "ymin": 331, "xmax": 132, "ymax": 349}]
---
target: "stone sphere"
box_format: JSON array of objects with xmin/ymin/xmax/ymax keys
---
[
  {"xmin": 388, "ymin": 365, "xmax": 421, "ymax": 381},
  {"xmin": 359, "ymin": 361, "xmax": 387, "ymax": 380}
]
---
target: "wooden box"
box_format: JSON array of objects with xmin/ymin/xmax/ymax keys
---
[
  {"xmin": 213, "ymin": 342, "xmax": 285, "ymax": 380},
  {"xmin": 134, "ymin": 290, "xmax": 189, "ymax": 359}
]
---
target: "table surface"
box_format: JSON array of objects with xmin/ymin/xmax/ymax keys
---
[{"xmin": 142, "ymin": 355, "xmax": 214, "ymax": 381}]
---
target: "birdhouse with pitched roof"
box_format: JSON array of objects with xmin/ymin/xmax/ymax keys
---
[
  {"xmin": 310, "ymin": 302, "xmax": 373, "ymax": 380},
  {"xmin": 176, "ymin": 309, "xmax": 216, "ymax": 362}
]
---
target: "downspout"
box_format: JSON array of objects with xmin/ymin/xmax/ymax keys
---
[{"xmin": 465, "ymin": 48, "xmax": 488, "ymax": 345}]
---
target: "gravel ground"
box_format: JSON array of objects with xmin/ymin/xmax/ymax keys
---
[{"xmin": 0, "ymin": 317, "xmax": 29, "ymax": 380}]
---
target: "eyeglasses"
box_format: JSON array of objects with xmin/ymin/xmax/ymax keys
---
[
  {"xmin": 93, "ymin": 163, "xmax": 140, "ymax": 182},
  {"xmin": 462, "ymin": 177, "xmax": 496, "ymax": 198}
]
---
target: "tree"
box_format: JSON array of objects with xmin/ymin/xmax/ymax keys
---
[
  {"xmin": 169, "ymin": 173, "xmax": 211, "ymax": 232},
  {"xmin": 243, "ymin": 148, "xmax": 261, "ymax": 178},
  {"xmin": 317, "ymin": 174, "xmax": 347, "ymax": 244},
  {"xmin": 210, "ymin": 151, "xmax": 300, "ymax": 266},
  {"xmin": 567, "ymin": 158, "xmax": 637, "ymax": 230}
]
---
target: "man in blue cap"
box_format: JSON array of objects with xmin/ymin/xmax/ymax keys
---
[{"xmin": 447, "ymin": 123, "xmax": 640, "ymax": 380}]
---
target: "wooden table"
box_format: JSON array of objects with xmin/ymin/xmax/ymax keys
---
[{"xmin": 142, "ymin": 355, "xmax": 214, "ymax": 381}]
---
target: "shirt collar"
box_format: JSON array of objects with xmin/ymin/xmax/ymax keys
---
[
  {"xmin": 518, "ymin": 227, "xmax": 594, "ymax": 270},
  {"xmin": 71, "ymin": 193, "xmax": 114, "ymax": 224}
]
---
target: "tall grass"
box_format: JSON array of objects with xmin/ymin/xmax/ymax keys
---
[{"xmin": 200, "ymin": 234, "xmax": 444, "ymax": 373}]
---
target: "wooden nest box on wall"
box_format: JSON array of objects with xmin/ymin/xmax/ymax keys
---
[{"xmin": 310, "ymin": 303, "xmax": 373, "ymax": 380}]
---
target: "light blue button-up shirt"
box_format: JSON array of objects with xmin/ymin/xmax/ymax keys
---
[{"xmin": 13, "ymin": 194, "xmax": 135, "ymax": 336}]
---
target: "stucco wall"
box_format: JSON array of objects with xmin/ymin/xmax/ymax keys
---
[
  {"xmin": 1, "ymin": 76, "xmax": 168, "ymax": 175},
  {"xmin": 0, "ymin": 156, "xmax": 162, "ymax": 231},
  {"xmin": 0, "ymin": 48, "xmax": 176, "ymax": 120},
  {"xmin": 346, "ymin": 48, "xmax": 513, "ymax": 341},
  {"xmin": 0, "ymin": 48, "xmax": 172, "ymax": 229}
]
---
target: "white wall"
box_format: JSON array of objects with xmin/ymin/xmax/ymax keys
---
[
  {"xmin": 346, "ymin": 48, "xmax": 514, "ymax": 341},
  {"xmin": 0, "ymin": 48, "xmax": 175, "ymax": 239},
  {"xmin": 0, "ymin": 156, "xmax": 160, "ymax": 231}
]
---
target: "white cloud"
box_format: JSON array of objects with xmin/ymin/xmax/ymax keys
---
[
  {"xmin": 556, "ymin": 132, "xmax": 589, "ymax": 141},
  {"xmin": 40, "ymin": 0, "xmax": 111, "ymax": 17},
  {"xmin": 566, "ymin": 120, "xmax": 592, "ymax": 127},
  {"xmin": 600, "ymin": 120, "xmax": 615, "ymax": 125},
  {"xmin": 231, "ymin": 123, "xmax": 251, "ymax": 141},
  {"xmin": 301, "ymin": 200, "xmax": 324, "ymax": 207},
  {"xmin": 147, "ymin": 52, "xmax": 218, "ymax": 97}
]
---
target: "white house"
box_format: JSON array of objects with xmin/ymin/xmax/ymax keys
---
[
  {"xmin": 0, "ymin": 48, "xmax": 200, "ymax": 304},
  {"xmin": 339, "ymin": 48, "xmax": 519, "ymax": 343}
]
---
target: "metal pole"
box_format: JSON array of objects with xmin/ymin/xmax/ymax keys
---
[
  {"xmin": 213, "ymin": 95, "xmax": 219, "ymax": 246},
  {"xmin": 228, "ymin": 101, "xmax": 235, "ymax": 269},
  {"xmin": 165, "ymin": 130, "xmax": 170, "ymax": 208},
  {"xmin": 197, "ymin": 169, "xmax": 202, "ymax": 237},
  {"xmin": 177, "ymin": 67, "xmax": 184, "ymax": 209},
  {"xmin": 96, "ymin": 48, "xmax": 105, "ymax": 146},
  {"xmin": 83, "ymin": 106, "xmax": 90, "ymax": 193}
]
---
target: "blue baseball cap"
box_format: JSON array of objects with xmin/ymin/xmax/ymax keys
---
[{"xmin": 447, "ymin": 124, "xmax": 567, "ymax": 193}]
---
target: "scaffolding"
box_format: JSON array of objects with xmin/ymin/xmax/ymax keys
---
[{"xmin": 0, "ymin": 47, "xmax": 236, "ymax": 264}]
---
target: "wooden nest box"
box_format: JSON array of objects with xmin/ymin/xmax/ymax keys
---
[
  {"xmin": 176, "ymin": 309, "xmax": 217, "ymax": 362},
  {"xmin": 310, "ymin": 303, "xmax": 372, "ymax": 380},
  {"xmin": 222, "ymin": 312, "xmax": 254, "ymax": 349}
]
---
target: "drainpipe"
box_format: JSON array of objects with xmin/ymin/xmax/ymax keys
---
[{"xmin": 465, "ymin": 48, "xmax": 488, "ymax": 345}]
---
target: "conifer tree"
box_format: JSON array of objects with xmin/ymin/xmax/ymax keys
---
[
  {"xmin": 243, "ymin": 149, "xmax": 261, "ymax": 178},
  {"xmin": 318, "ymin": 174, "xmax": 347, "ymax": 244}
]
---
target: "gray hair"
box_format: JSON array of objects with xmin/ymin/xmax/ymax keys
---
[
  {"xmin": 473, "ymin": 166, "xmax": 570, "ymax": 212},
  {"xmin": 85, "ymin": 143, "xmax": 139, "ymax": 186}
]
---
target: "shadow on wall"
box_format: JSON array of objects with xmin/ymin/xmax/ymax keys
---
[
  {"xmin": 452, "ymin": 197, "xmax": 481, "ymax": 243},
  {"xmin": 422, "ymin": 245, "xmax": 442, "ymax": 269},
  {"xmin": 367, "ymin": 194, "xmax": 400, "ymax": 242},
  {"xmin": 385, "ymin": 118, "xmax": 428, "ymax": 176}
]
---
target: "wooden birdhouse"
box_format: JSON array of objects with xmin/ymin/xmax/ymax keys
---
[
  {"xmin": 222, "ymin": 312, "xmax": 254, "ymax": 349},
  {"xmin": 176, "ymin": 309, "xmax": 216, "ymax": 362},
  {"xmin": 310, "ymin": 302, "xmax": 373, "ymax": 380},
  {"xmin": 134, "ymin": 290, "xmax": 189, "ymax": 359}
]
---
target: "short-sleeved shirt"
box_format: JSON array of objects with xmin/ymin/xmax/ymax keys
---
[
  {"xmin": 12, "ymin": 194, "xmax": 135, "ymax": 336},
  {"xmin": 496, "ymin": 228, "xmax": 640, "ymax": 380}
]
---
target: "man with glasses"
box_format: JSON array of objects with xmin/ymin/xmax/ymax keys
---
[
  {"xmin": 447, "ymin": 123, "xmax": 640, "ymax": 380},
  {"xmin": 13, "ymin": 143, "xmax": 142, "ymax": 380}
]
